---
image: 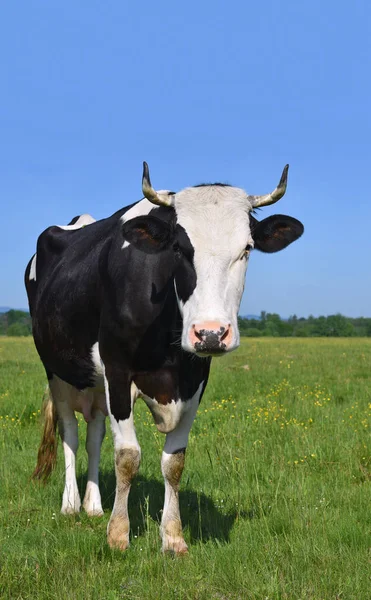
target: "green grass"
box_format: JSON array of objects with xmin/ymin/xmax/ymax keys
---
[{"xmin": 1, "ymin": 337, "xmax": 370, "ymax": 599}]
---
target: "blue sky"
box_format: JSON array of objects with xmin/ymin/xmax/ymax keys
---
[{"xmin": 1, "ymin": 0, "xmax": 370, "ymax": 317}]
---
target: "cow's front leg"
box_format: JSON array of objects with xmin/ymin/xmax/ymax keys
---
[
  {"xmin": 161, "ymin": 449, "xmax": 188, "ymax": 554},
  {"xmin": 105, "ymin": 376, "xmax": 140, "ymax": 551},
  {"xmin": 160, "ymin": 382, "xmax": 203, "ymax": 554}
]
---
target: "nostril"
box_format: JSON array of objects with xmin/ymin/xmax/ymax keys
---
[
  {"xmin": 193, "ymin": 325, "xmax": 203, "ymax": 342},
  {"xmin": 220, "ymin": 326, "xmax": 231, "ymax": 342}
]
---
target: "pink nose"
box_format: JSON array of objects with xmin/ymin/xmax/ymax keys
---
[{"xmin": 189, "ymin": 321, "xmax": 232, "ymax": 353}]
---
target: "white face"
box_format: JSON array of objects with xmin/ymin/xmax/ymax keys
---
[{"xmin": 174, "ymin": 185, "xmax": 254, "ymax": 355}]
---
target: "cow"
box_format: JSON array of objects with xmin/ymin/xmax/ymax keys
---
[{"xmin": 25, "ymin": 162, "xmax": 303, "ymax": 554}]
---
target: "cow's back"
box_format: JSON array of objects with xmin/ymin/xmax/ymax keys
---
[{"xmin": 25, "ymin": 209, "xmax": 128, "ymax": 387}]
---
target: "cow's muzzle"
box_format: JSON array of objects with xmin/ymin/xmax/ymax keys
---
[{"xmin": 189, "ymin": 321, "xmax": 233, "ymax": 355}]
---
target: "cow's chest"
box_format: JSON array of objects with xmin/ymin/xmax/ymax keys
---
[
  {"xmin": 133, "ymin": 368, "xmax": 178, "ymax": 405},
  {"xmin": 133, "ymin": 368, "xmax": 188, "ymax": 434}
]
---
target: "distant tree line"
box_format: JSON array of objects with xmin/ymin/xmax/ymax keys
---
[
  {"xmin": 238, "ymin": 312, "xmax": 371, "ymax": 337},
  {"xmin": 1, "ymin": 309, "xmax": 371, "ymax": 337},
  {"xmin": 0, "ymin": 310, "xmax": 32, "ymax": 336}
]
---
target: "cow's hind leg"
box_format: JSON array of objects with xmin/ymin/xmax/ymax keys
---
[
  {"xmin": 83, "ymin": 406, "xmax": 106, "ymax": 516},
  {"xmin": 106, "ymin": 380, "xmax": 141, "ymax": 551},
  {"xmin": 160, "ymin": 382, "xmax": 203, "ymax": 555},
  {"xmin": 50, "ymin": 376, "xmax": 81, "ymax": 514}
]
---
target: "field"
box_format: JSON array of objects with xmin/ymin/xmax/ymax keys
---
[{"xmin": 0, "ymin": 337, "xmax": 370, "ymax": 600}]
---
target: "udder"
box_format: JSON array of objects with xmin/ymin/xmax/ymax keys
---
[{"xmin": 68, "ymin": 387, "xmax": 108, "ymax": 422}]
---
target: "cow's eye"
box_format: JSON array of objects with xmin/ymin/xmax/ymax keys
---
[
  {"xmin": 241, "ymin": 244, "xmax": 252, "ymax": 260},
  {"xmin": 173, "ymin": 242, "xmax": 180, "ymax": 253}
]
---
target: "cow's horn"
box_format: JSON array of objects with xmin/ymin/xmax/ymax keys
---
[
  {"xmin": 142, "ymin": 162, "xmax": 175, "ymax": 207},
  {"xmin": 249, "ymin": 165, "xmax": 289, "ymax": 208}
]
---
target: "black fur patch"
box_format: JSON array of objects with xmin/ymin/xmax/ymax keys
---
[
  {"xmin": 68, "ymin": 215, "xmax": 81, "ymax": 226},
  {"xmin": 122, "ymin": 216, "xmax": 174, "ymax": 254},
  {"xmin": 193, "ymin": 183, "xmax": 231, "ymax": 188},
  {"xmin": 250, "ymin": 214, "xmax": 304, "ymax": 253},
  {"xmin": 174, "ymin": 225, "xmax": 197, "ymax": 304},
  {"xmin": 194, "ymin": 327, "xmax": 227, "ymax": 354}
]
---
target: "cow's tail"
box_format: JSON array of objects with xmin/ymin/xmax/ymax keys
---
[{"xmin": 32, "ymin": 385, "xmax": 58, "ymax": 482}]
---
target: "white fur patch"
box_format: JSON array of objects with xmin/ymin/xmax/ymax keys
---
[
  {"xmin": 162, "ymin": 381, "xmax": 204, "ymax": 452},
  {"xmin": 105, "ymin": 375, "xmax": 140, "ymax": 451},
  {"xmin": 140, "ymin": 394, "xmax": 186, "ymax": 433},
  {"xmin": 91, "ymin": 342, "xmax": 104, "ymax": 383},
  {"xmin": 120, "ymin": 195, "xmax": 170, "ymax": 249},
  {"xmin": 120, "ymin": 198, "xmax": 158, "ymax": 249},
  {"xmin": 174, "ymin": 186, "xmax": 253, "ymax": 352},
  {"xmin": 29, "ymin": 253, "xmax": 37, "ymax": 281},
  {"xmin": 173, "ymin": 280, "xmax": 184, "ymax": 315},
  {"xmin": 57, "ymin": 213, "xmax": 96, "ymax": 231}
]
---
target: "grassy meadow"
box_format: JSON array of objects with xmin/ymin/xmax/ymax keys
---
[{"xmin": 0, "ymin": 337, "xmax": 370, "ymax": 599}]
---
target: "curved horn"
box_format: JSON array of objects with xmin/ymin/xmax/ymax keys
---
[
  {"xmin": 142, "ymin": 162, "xmax": 175, "ymax": 207},
  {"xmin": 249, "ymin": 164, "xmax": 289, "ymax": 208}
]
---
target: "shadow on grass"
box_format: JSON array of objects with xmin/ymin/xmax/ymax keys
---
[{"xmin": 78, "ymin": 471, "xmax": 240, "ymax": 544}]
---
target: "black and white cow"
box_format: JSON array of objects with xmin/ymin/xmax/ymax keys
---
[{"xmin": 25, "ymin": 162, "xmax": 303, "ymax": 554}]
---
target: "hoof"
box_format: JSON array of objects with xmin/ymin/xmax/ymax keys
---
[
  {"xmin": 61, "ymin": 505, "xmax": 81, "ymax": 515},
  {"xmin": 84, "ymin": 506, "xmax": 104, "ymax": 517},
  {"xmin": 107, "ymin": 534, "xmax": 129, "ymax": 552},
  {"xmin": 61, "ymin": 497, "xmax": 81, "ymax": 515},
  {"xmin": 161, "ymin": 520, "xmax": 188, "ymax": 555},
  {"xmin": 61, "ymin": 488, "xmax": 81, "ymax": 515},
  {"xmin": 162, "ymin": 536, "xmax": 189, "ymax": 556},
  {"xmin": 83, "ymin": 488, "xmax": 103, "ymax": 517},
  {"xmin": 107, "ymin": 516, "xmax": 130, "ymax": 551},
  {"xmin": 83, "ymin": 495, "xmax": 104, "ymax": 517}
]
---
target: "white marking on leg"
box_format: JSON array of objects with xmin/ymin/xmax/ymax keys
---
[
  {"xmin": 161, "ymin": 381, "xmax": 204, "ymax": 554},
  {"xmin": 83, "ymin": 408, "xmax": 106, "ymax": 516},
  {"xmin": 29, "ymin": 254, "xmax": 37, "ymax": 281},
  {"xmin": 163, "ymin": 381, "xmax": 203, "ymax": 454},
  {"xmin": 107, "ymin": 382, "xmax": 140, "ymax": 451},
  {"xmin": 50, "ymin": 377, "xmax": 81, "ymax": 514},
  {"xmin": 105, "ymin": 377, "xmax": 141, "ymax": 550}
]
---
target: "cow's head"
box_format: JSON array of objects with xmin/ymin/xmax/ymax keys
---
[{"xmin": 122, "ymin": 162, "xmax": 303, "ymax": 356}]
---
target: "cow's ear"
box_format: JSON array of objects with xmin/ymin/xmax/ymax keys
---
[
  {"xmin": 122, "ymin": 216, "xmax": 174, "ymax": 253},
  {"xmin": 250, "ymin": 214, "xmax": 304, "ymax": 253}
]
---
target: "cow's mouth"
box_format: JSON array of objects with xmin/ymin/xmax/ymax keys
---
[{"xmin": 194, "ymin": 341, "xmax": 227, "ymax": 356}]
